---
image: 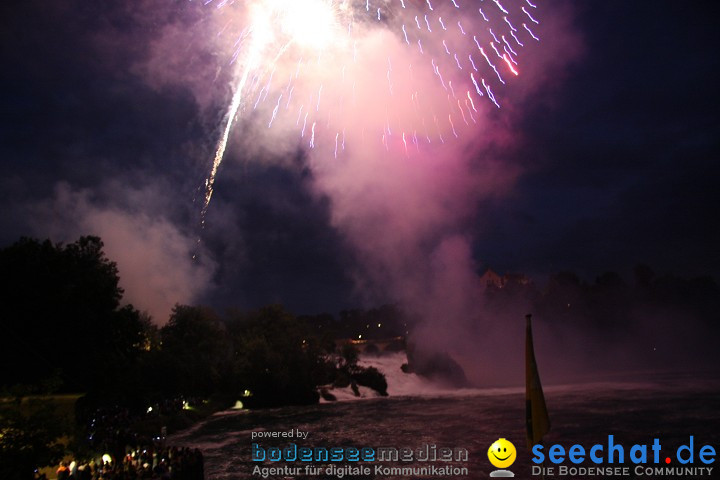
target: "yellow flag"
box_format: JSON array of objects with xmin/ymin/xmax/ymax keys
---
[{"xmin": 525, "ymin": 314, "xmax": 550, "ymax": 448}]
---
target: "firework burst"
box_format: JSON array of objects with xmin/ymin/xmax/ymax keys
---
[{"xmin": 200, "ymin": 0, "xmax": 542, "ymax": 221}]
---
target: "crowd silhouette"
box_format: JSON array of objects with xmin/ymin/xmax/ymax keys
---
[{"xmin": 50, "ymin": 446, "xmax": 203, "ymax": 480}]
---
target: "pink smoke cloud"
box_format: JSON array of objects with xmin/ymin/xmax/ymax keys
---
[
  {"xmin": 296, "ymin": 3, "xmax": 582, "ymax": 384},
  {"xmin": 124, "ymin": 0, "xmax": 583, "ymax": 381},
  {"xmin": 29, "ymin": 183, "xmax": 216, "ymax": 324}
]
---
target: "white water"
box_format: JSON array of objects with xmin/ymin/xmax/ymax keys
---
[
  {"xmin": 323, "ymin": 351, "xmax": 519, "ymax": 400},
  {"xmin": 335, "ymin": 352, "xmax": 673, "ymax": 400},
  {"xmin": 359, "ymin": 351, "xmax": 457, "ymax": 397}
]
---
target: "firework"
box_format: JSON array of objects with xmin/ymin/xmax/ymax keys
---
[{"xmin": 200, "ymin": 0, "xmax": 541, "ymax": 220}]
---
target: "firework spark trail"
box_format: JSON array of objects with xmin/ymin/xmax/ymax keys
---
[
  {"xmin": 201, "ymin": 65, "xmax": 249, "ymax": 224},
  {"xmin": 201, "ymin": 22, "xmax": 293, "ymax": 221},
  {"xmin": 199, "ymin": 0, "xmax": 542, "ymax": 220}
]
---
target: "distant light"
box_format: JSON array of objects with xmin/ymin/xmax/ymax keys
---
[
  {"xmin": 102, "ymin": 454, "xmax": 112, "ymax": 464},
  {"xmin": 147, "ymin": 406, "xmax": 153, "ymax": 413},
  {"xmin": 243, "ymin": 389, "xmax": 252, "ymax": 397},
  {"xmin": 377, "ymin": 323, "xmax": 382, "ymax": 327},
  {"xmin": 358, "ymin": 334, "xmax": 362, "ymax": 339},
  {"xmin": 232, "ymin": 400, "xmax": 244, "ymax": 410}
]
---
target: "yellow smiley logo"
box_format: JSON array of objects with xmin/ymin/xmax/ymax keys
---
[{"xmin": 488, "ymin": 438, "xmax": 517, "ymax": 469}]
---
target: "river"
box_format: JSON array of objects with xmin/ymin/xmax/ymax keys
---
[{"xmin": 170, "ymin": 354, "xmax": 720, "ymax": 479}]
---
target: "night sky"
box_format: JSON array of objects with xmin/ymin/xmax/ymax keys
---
[{"xmin": 1, "ymin": 0, "xmax": 718, "ymax": 322}]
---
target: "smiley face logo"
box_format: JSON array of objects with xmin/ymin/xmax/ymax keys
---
[{"xmin": 488, "ymin": 438, "xmax": 516, "ymax": 469}]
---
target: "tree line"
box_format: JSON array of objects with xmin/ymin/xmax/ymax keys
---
[
  {"xmin": 483, "ymin": 267, "xmax": 720, "ymax": 332},
  {"xmin": 0, "ymin": 236, "xmax": 386, "ymax": 479}
]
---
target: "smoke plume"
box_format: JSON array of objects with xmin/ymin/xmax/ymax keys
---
[{"xmin": 29, "ymin": 182, "xmax": 216, "ymax": 324}]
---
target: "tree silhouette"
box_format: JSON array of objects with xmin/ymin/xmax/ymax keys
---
[{"xmin": 0, "ymin": 236, "xmax": 146, "ymax": 391}]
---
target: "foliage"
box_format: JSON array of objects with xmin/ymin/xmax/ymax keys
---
[
  {"xmin": 0, "ymin": 391, "xmax": 69, "ymax": 480},
  {"xmin": 0, "ymin": 236, "xmax": 148, "ymax": 392},
  {"xmin": 340, "ymin": 343, "xmax": 359, "ymax": 368},
  {"xmin": 482, "ymin": 265, "xmax": 720, "ymax": 334},
  {"xmin": 227, "ymin": 305, "xmax": 322, "ymax": 407},
  {"xmin": 0, "ymin": 234, "xmax": 388, "ymax": 471},
  {"xmin": 159, "ymin": 305, "xmax": 232, "ymax": 397}
]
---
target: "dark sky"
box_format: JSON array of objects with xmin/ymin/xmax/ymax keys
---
[
  {"xmin": 475, "ymin": 1, "xmax": 720, "ymax": 281},
  {"xmin": 1, "ymin": 0, "xmax": 718, "ymax": 321}
]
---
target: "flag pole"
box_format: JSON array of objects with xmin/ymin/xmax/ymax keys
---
[{"xmin": 525, "ymin": 313, "xmax": 551, "ymax": 478}]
